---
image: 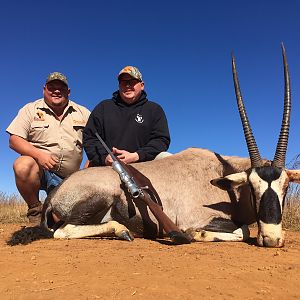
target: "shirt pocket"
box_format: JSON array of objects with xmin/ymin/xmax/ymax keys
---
[
  {"xmin": 73, "ymin": 123, "xmax": 85, "ymax": 149},
  {"xmin": 29, "ymin": 121, "xmax": 50, "ymax": 144}
]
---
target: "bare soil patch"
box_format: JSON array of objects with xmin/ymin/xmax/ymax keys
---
[{"xmin": 0, "ymin": 224, "xmax": 299, "ymax": 299}]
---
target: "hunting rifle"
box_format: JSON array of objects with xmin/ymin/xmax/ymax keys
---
[{"xmin": 95, "ymin": 132, "xmax": 191, "ymax": 244}]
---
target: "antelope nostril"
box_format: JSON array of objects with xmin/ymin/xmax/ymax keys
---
[
  {"xmin": 263, "ymin": 237, "xmax": 269, "ymax": 247},
  {"xmin": 263, "ymin": 236, "xmax": 282, "ymax": 248}
]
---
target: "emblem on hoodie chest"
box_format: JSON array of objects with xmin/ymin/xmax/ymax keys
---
[{"xmin": 135, "ymin": 113, "xmax": 144, "ymax": 124}]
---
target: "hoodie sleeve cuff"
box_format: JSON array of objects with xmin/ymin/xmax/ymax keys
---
[
  {"xmin": 90, "ymin": 155, "xmax": 102, "ymax": 167},
  {"xmin": 137, "ymin": 150, "xmax": 146, "ymax": 162}
]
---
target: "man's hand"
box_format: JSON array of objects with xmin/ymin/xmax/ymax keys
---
[
  {"xmin": 105, "ymin": 154, "xmax": 114, "ymax": 166},
  {"xmin": 105, "ymin": 147, "xmax": 139, "ymax": 166},
  {"xmin": 9, "ymin": 135, "xmax": 59, "ymax": 171},
  {"xmin": 36, "ymin": 151, "xmax": 59, "ymax": 170}
]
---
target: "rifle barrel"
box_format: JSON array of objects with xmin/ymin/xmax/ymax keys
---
[{"xmin": 95, "ymin": 132, "xmax": 117, "ymax": 161}]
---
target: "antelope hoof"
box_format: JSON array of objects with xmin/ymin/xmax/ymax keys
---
[
  {"xmin": 117, "ymin": 230, "xmax": 134, "ymax": 241},
  {"xmin": 169, "ymin": 231, "xmax": 192, "ymax": 244}
]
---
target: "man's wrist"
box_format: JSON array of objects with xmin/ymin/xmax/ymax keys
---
[{"xmin": 133, "ymin": 152, "xmax": 139, "ymax": 162}]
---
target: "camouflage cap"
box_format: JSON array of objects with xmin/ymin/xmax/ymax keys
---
[
  {"xmin": 118, "ymin": 66, "xmax": 143, "ymax": 81},
  {"xmin": 46, "ymin": 72, "xmax": 68, "ymax": 86}
]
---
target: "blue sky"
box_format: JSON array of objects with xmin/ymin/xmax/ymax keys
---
[{"xmin": 1, "ymin": 1, "xmax": 300, "ymax": 194}]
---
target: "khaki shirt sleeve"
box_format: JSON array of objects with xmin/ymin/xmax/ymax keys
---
[
  {"xmin": 6, "ymin": 104, "xmax": 33, "ymax": 139},
  {"xmin": 77, "ymin": 105, "xmax": 91, "ymax": 122}
]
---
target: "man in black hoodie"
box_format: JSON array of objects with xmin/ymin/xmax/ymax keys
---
[{"xmin": 83, "ymin": 66, "xmax": 170, "ymax": 166}]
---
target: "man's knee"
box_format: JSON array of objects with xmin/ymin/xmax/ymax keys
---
[
  {"xmin": 13, "ymin": 156, "xmax": 40, "ymax": 178},
  {"xmin": 154, "ymin": 152, "xmax": 172, "ymax": 160}
]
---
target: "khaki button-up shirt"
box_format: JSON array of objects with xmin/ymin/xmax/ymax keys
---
[{"xmin": 7, "ymin": 98, "xmax": 90, "ymax": 178}]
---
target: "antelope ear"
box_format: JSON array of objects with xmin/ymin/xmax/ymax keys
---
[
  {"xmin": 210, "ymin": 171, "xmax": 248, "ymax": 191},
  {"xmin": 286, "ymin": 169, "xmax": 300, "ymax": 183}
]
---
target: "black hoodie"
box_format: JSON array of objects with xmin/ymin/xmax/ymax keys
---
[{"xmin": 83, "ymin": 91, "xmax": 170, "ymax": 166}]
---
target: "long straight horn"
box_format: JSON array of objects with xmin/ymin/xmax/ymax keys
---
[
  {"xmin": 272, "ymin": 44, "xmax": 291, "ymax": 168},
  {"xmin": 232, "ymin": 53, "xmax": 263, "ymax": 168}
]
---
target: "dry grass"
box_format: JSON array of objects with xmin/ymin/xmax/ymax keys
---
[
  {"xmin": 283, "ymin": 185, "xmax": 300, "ymax": 231},
  {"xmin": 0, "ymin": 189, "xmax": 299, "ymax": 231},
  {"xmin": 0, "ymin": 192, "xmax": 28, "ymax": 223}
]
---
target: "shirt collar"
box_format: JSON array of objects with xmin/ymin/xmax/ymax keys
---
[{"xmin": 38, "ymin": 98, "xmax": 77, "ymax": 114}]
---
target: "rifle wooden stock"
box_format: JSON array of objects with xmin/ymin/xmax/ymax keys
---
[{"xmin": 140, "ymin": 191, "xmax": 184, "ymax": 234}]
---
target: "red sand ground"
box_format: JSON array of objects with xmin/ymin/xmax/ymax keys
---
[{"xmin": 0, "ymin": 224, "xmax": 299, "ymax": 299}]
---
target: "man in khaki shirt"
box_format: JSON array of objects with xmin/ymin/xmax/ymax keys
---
[{"xmin": 6, "ymin": 72, "xmax": 90, "ymax": 224}]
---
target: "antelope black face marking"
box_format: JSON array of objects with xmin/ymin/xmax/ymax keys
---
[
  {"xmin": 249, "ymin": 167, "xmax": 285, "ymax": 224},
  {"xmin": 259, "ymin": 188, "xmax": 281, "ymax": 224},
  {"xmin": 255, "ymin": 166, "xmax": 282, "ymax": 183}
]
